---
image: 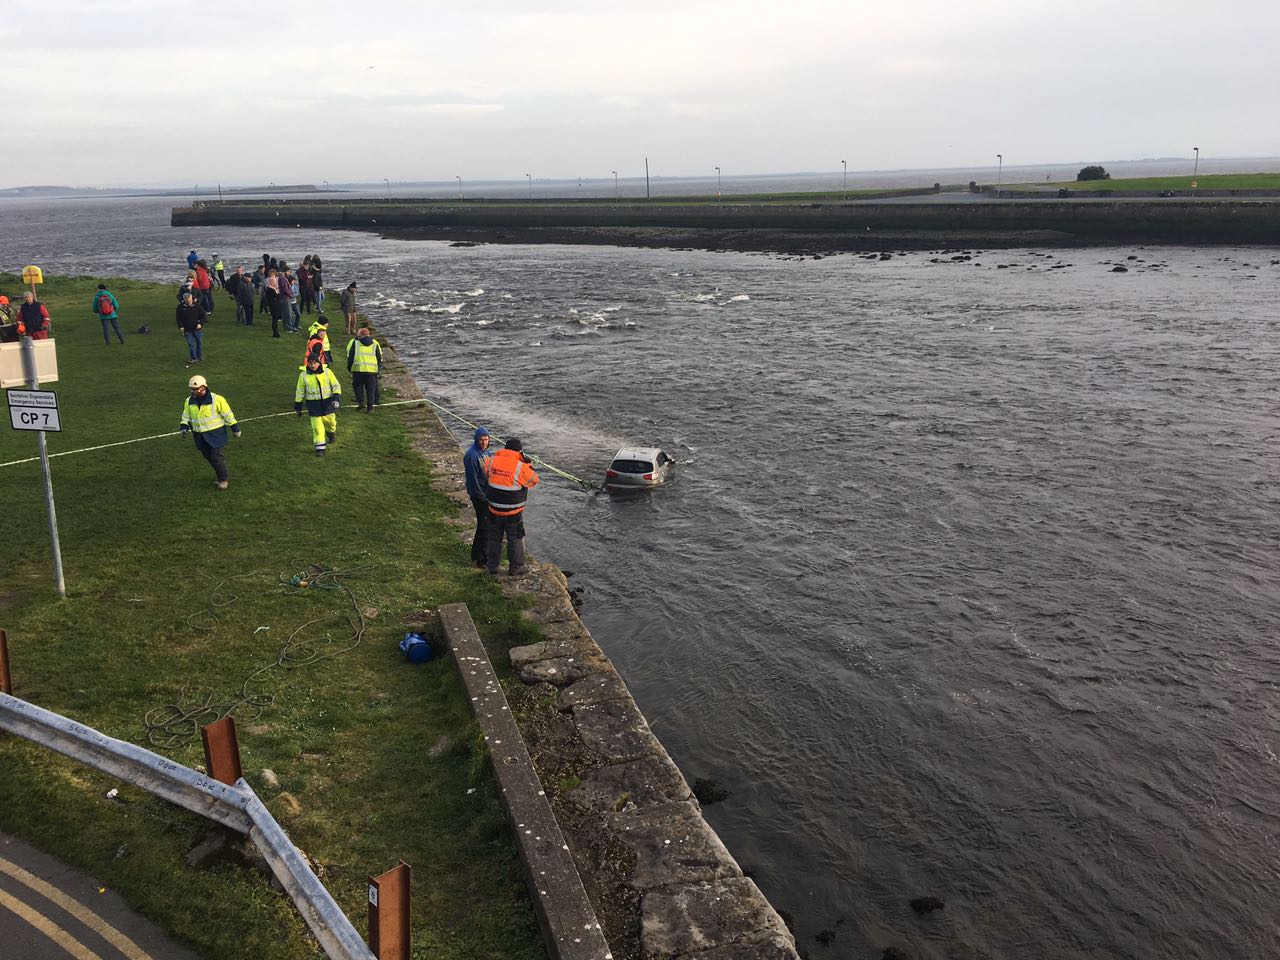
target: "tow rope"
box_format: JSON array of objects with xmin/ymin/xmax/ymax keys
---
[{"xmin": 0, "ymin": 394, "xmax": 603, "ymax": 492}]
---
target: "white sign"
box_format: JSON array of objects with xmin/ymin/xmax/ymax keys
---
[
  {"xmin": 368, "ymin": 884, "xmax": 379, "ymax": 907},
  {"xmin": 8, "ymin": 389, "xmax": 61, "ymax": 432}
]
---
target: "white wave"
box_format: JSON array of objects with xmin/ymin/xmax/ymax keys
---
[{"xmin": 430, "ymin": 303, "xmax": 465, "ymax": 314}]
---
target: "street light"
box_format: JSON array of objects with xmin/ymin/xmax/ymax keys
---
[
  {"xmin": 842, "ymin": 160, "xmax": 847, "ymax": 200},
  {"xmin": 526, "ymin": 173, "xmax": 532, "ymax": 199},
  {"xmin": 996, "ymin": 154, "xmax": 1002, "ymax": 195},
  {"xmin": 384, "ymin": 178, "xmax": 390, "ymax": 199},
  {"xmin": 612, "ymin": 170, "xmax": 618, "ymax": 201},
  {"xmin": 1192, "ymin": 146, "xmax": 1200, "ymax": 196},
  {"xmin": 715, "ymin": 166, "xmax": 721, "ymax": 201},
  {"xmin": 456, "ymin": 175, "xmax": 462, "ymax": 200}
]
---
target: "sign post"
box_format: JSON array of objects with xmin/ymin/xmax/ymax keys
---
[{"xmin": 10, "ymin": 337, "xmax": 65, "ymax": 598}]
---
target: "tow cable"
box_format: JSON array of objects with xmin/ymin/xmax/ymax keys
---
[{"xmin": 0, "ymin": 394, "xmax": 603, "ymax": 493}]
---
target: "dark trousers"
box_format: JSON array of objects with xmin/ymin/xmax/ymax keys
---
[
  {"xmin": 237, "ymin": 302, "xmax": 254, "ymax": 325},
  {"xmin": 194, "ymin": 435, "xmax": 228, "ymax": 481},
  {"xmin": 101, "ymin": 317, "xmax": 124, "ymax": 343},
  {"xmin": 469, "ymin": 497, "xmax": 490, "ymax": 566},
  {"xmin": 269, "ymin": 295, "xmax": 282, "ymax": 337},
  {"xmin": 351, "ymin": 371, "xmax": 379, "ymax": 410},
  {"xmin": 485, "ymin": 513, "xmax": 526, "ymax": 573},
  {"xmin": 200, "ymin": 290, "xmax": 214, "ymax": 314},
  {"xmin": 301, "ymin": 288, "xmax": 316, "ymax": 313}
]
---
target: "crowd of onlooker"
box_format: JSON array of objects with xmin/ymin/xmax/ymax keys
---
[{"xmin": 181, "ymin": 250, "xmax": 340, "ymax": 339}]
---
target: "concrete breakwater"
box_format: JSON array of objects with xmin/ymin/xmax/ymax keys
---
[{"xmin": 172, "ymin": 197, "xmax": 1280, "ymax": 251}]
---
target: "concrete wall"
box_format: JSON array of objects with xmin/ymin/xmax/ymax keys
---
[{"xmin": 174, "ymin": 199, "xmax": 1280, "ymax": 245}]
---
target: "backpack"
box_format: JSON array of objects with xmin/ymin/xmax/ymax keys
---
[
  {"xmin": 96, "ymin": 293, "xmax": 113, "ymax": 315},
  {"xmin": 136, "ymin": 324, "xmax": 151, "ymax": 335}
]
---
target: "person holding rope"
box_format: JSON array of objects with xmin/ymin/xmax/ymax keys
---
[
  {"xmin": 483, "ymin": 436, "xmax": 539, "ymax": 577},
  {"xmin": 180, "ymin": 375, "xmax": 240, "ymax": 490}
]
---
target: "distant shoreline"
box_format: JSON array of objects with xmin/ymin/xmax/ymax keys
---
[{"xmin": 172, "ymin": 197, "xmax": 1280, "ymax": 253}]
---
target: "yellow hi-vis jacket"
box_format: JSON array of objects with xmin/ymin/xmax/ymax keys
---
[
  {"xmin": 346, "ymin": 337, "xmax": 382, "ymax": 374},
  {"xmin": 180, "ymin": 392, "xmax": 238, "ymax": 434},
  {"xmin": 307, "ymin": 321, "xmax": 331, "ymax": 355},
  {"xmin": 295, "ymin": 366, "xmax": 342, "ymax": 415}
]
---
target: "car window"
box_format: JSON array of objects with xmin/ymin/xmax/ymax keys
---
[
  {"xmin": 656, "ymin": 452, "xmax": 672, "ymax": 466},
  {"xmin": 610, "ymin": 459, "xmax": 654, "ymax": 473}
]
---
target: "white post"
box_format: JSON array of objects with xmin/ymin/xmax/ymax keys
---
[{"xmin": 20, "ymin": 338, "xmax": 65, "ymax": 598}]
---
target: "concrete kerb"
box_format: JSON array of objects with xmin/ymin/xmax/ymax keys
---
[{"xmin": 379, "ymin": 354, "xmax": 798, "ymax": 959}]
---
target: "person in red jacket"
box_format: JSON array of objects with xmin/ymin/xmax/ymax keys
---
[
  {"xmin": 193, "ymin": 260, "xmax": 215, "ymax": 314},
  {"xmin": 17, "ymin": 292, "xmax": 51, "ymax": 339}
]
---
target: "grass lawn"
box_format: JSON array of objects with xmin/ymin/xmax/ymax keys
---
[
  {"xmin": 0, "ymin": 273, "xmax": 546, "ymax": 960},
  {"xmin": 1019, "ymin": 172, "xmax": 1280, "ymax": 191}
]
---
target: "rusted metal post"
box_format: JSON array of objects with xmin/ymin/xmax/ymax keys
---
[
  {"xmin": 200, "ymin": 715, "xmax": 243, "ymax": 786},
  {"xmin": 367, "ymin": 862, "xmax": 411, "ymax": 960},
  {"xmin": 0, "ymin": 629, "xmax": 11, "ymax": 695}
]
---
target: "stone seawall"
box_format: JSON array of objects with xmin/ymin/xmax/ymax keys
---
[
  {"xmin": 173, "ymin": 198, "xmax": 1280, "ymax": 250},
  {"xmin": 382, "ymin": 357, "xmax": 799, "ymax": 960}
]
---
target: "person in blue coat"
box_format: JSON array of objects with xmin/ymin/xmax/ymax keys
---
[
  {"xmin": 186, "ymin": 249, "xmax": 199, "ymax": 270},
  {"xmin": 463, "ymin": 427, "xmax": 492, "ymax": 567},
  {"xmin": 92, "ymin": 284, "xmax": 124, "ymax": 344}
]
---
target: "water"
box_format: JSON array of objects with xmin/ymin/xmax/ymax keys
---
[{"xmin": 2, "ymin": 198, "xmax": 1279, "ymax": 959}]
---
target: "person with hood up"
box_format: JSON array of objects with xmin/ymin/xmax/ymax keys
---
[
  {"xmin": 463, "ymin": 427, "xmax": 492, "ymax": 567},
  {"xmin": 180, "ymin": 374, "xmax": 240, "ymax": 489},
  {"xmin": 92, "ymin": 284, "xmax": 124, "ymax": 344},
  {"xmin": 295, "ymin": 353, "xmax": 342, "ymax": 456},
  {"xmin": 186, "ymin": 249, "xmax": 199, "ymax": 270},
  {"xmin": 345, "ymin": 327, "xmax": 383, "ymax": 411},
  {"xmin": 482, "ymin": 436, "xmax": 540, "ymax": 577}
]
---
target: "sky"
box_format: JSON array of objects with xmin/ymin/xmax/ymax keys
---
[{"xmin": 5, "ymin": 0, "xmax": 1278, "ymax": 188}]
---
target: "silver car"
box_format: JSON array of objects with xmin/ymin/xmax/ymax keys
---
[{"xmin": 605, "ymin": 447, "xmax": 674, "ymax": 488}]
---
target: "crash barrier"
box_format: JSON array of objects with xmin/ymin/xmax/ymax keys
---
[{"xmin": 0, "ymin": 690, "xmax": 391, "ymax": 960}]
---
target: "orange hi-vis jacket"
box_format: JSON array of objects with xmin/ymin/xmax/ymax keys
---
[{"xmin": 483, "ymin": 448, "xmax": 540, "ymax": 517}]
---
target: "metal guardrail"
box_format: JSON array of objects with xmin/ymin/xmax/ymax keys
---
[{"xmin": 0, "ymin": 691, "xmax": 375, "ymax": 960}]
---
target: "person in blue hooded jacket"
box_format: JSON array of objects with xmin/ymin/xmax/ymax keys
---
[
  {"xmin": 463, "ymin": 427, "xmax": 492, "ymax": 567},
  {"xmin": 92, "ymin": 284, "xmax": 124, "ymax": 344}
]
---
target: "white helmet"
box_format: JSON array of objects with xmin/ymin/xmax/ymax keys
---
[{"xmin": 188, "ymin": 375, "xmax": 208, "ymax": 389}]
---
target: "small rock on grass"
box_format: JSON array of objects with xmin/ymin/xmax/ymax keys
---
[
  {"xmin": 260, "ymin": 768, "xmax": 280, "ymax": 789},
  {"xmin": 275, "ymin": 792, "xmax": 304, "ymax": 817}
]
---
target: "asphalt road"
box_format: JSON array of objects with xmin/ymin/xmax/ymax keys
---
[{"xmin": 0, "ymin": 832, "xmax": 200, "ymax": 960}]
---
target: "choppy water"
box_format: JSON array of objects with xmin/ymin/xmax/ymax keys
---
[{"xmin": 3, "ymin": 198, "xmax": 1279, "ymax": 959}]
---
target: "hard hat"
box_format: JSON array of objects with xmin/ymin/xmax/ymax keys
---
[{"xmin": 188, "ymin": 375, "xmax": 208, "ymax": 389}]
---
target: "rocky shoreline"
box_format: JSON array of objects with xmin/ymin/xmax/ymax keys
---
[{"xmin": 379, "ymin": 354, "xmax": 800, "ymax": 959}]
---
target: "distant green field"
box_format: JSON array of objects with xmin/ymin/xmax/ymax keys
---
[{"xmin": 1020, "ymin": 173, "xmax": 1280, "ymax": 191}]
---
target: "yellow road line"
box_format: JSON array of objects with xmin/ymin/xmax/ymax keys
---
[
  {"xmin": 0, "ymin": 855, "xmax": 154, "ymax": 960},
  {"xmin": 0, "ymin": 885, "xmax": 104, "ymax": 960}
]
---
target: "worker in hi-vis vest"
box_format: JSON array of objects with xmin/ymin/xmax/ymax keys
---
[
  {"xmin": 180, "ymin": 374, "xmax": 240, "ymax": 490},
  {"xmin": 294, "ymin": 355, "xmax": 341, "ymax": 456},
  {"xmin": 345, "ymin": 327, "xmax": 383, "ymax": 412},
  {"xmin": 482, "ymin": 436, "xmax": 540, "ymax": 577}
]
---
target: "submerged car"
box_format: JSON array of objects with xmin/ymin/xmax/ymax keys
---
[{"xmin": 605, "ymin": 447, "xmax": 674, "ymax": 488}]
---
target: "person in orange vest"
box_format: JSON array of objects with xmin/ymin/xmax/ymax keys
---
[
  {"xmin": 482, "ymin": 436, "xmax": 540, "ymax": 576},
  {"xmin": 17, "ymin": 292, "xmax": 51, "ymax": 339}
]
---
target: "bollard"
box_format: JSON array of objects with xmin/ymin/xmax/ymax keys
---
[
  {"xmin": 0, "ymin": 629, "xmax": 11, "ymax": 695},
  {"xmin": 367, "ymin": 861, "xmax": 411, "ymax": 960},
  {"xmin": 200, "ymin": 715, "xmax": 243, "ymax": 786}
]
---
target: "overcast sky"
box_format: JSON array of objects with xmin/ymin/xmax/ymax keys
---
[{"xmin": 5, "ymin": 0, "xmax": 1277, "ymax": 188}]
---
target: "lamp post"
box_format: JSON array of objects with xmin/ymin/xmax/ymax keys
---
[
  {"xmin": 526, "ymin": 173, "xmax": 532, "ymax": 199},
  {"xmin": 1192, "ymin": 146, "xmax": 1200, "ymax": 196},
  {"xmin": 996, "ymin": 154, "xmax": 1002, "ymax": 196},
  {"xmin": 456, "ymin": 175, "xmax": 462, "ymax": 200},
  {"xmin": 715, "ymin": 166, "xmax": 721, "ymax": 201},
  {"xmin": 612, "ymin": 170, "xmax": 618, "ymax": 201},
  {"xmin": 384, "ymin": 178, "xmax": 390, "ymax": 199}
]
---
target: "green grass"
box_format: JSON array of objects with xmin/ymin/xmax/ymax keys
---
[
  {"xmin": 0, "ymin": 274, "xmax": 546, "ymax": 960},
  {"xmin": 1017, "ymin": 172, "xmax": 1280, "ymax": 191}
]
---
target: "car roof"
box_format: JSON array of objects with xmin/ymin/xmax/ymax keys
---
[{"xmin": 612, "ymin": 447, "xmax": 663, "ymax": 461}]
